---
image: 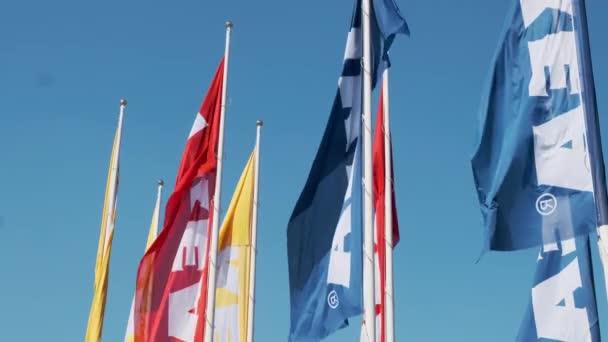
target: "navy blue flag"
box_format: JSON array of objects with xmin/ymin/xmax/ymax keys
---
[
  {"xmin": 286, "ymin": 0, "xmax": 407, "ymax": 341},
  {"xmin": 471, "ymin": 0, "xmax": 608, "ymax": 252},
  {"xmin": 517, "ymin": 236, "xmax": 600, "ymax": 341}
]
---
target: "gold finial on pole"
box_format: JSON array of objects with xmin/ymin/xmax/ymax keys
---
[
  {"xmin": 256, "ymin": 120, "xmax": 263, "ymax": 127},
  {"xmin": 226, "ymin": 21, "xmax": 233, "ymax": 28},
  {"xmin": 120, "ymin": 99, "xmax": 127, "ymax": 106}
]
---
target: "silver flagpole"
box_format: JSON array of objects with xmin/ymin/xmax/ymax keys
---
[
  {"xmin": 204, "ymin": 21, "xmax": 233, "ymax": 342},
  {"xmin": 382, "ymin": 66, "xmax": 396, "ymax": 342},
  {"xmin": 246, "ymin": 120, "xmax": 263, "ymax": 342},
  {"xmin": 361, "ymin": 0, "xmax": 376, "ymax": 340}
]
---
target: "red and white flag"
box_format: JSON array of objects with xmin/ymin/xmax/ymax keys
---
[
  {"xmin": 134, "ymin": 58, "xmax": 224, "ymax": 342},
  {"xmin": 361, "ymin": 85, "xmax": 400, "ymax": 342}
]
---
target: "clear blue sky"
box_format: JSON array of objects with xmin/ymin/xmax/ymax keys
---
[{"xmin": 1, "ymin": 0, "xmax": 608, "ymax": 341}]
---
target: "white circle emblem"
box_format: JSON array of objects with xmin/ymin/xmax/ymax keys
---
[
  {"xmin": 536, "ymin": 193, "xmax": 557, "ymax": 216},
  {"xmin": 327, "ymin": 290, "xmax": 339, "ymax": 309}
]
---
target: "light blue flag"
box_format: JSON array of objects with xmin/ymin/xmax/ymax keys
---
[
  {"xmin": 472, "ymin": 0, "xmax": 605, "ymax": 340},
  {"xmin": 286, "ymin": 0, "xmax": 407, "ymax": 341},
  {"xmin": 517, "ymin": 236, "xmax": 600, "ymax": 341},
  {"xmin": 471, "ymin": 0, "xmax": 608, "ymax": 252}
]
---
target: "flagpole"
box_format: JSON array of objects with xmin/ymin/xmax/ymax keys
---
[
  {"xmin": 107, "ymin": 98, "xmax": 126, "ymax": 240},
  {"xmin": 361, "ymin": 0, "xmax": 376, "ymax": 340},
  {"xmin": 246, "ymin": 120, "xmax": 262, "ymax": 342},
  {"xmin": 382, "ymin": 66, "xmax": 396, "ymax": 342},
  {"xmin": 204, "ymin": 21, "xmax": 232, "ymax": 342},
  {"xmin": 152, "ymin": 179, "xmax": 163, "ymax": 237},
  {"xmin": 85, "ymin": 98, "xmax": 125, "ymax": 342}
]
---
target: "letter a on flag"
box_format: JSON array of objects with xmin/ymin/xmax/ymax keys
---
[
  {"xmin": 134, "ymin": 58, "xmax": 224, "ymax": 342},
  {"xmin": 471, "ymin": 0, "xmax": 607, "ymax": 252},
  {"xmin": 471, "ymin": 0, "xmax": 604, "ymax": 340}
]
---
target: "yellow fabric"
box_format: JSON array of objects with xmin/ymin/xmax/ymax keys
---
[
  {"xmin": 214, "ymin": 150, "xmax": 255, "ymax": 342},
  {"xmin": 85, "ymin": 129, "xmax": 120, "ymax": 342},
  {"xmin": 125, "ymin": 186, "xmax": 161, "ymax": 342},
  {"xmin": 145, "ymin": 197, "xmax": 160, "ymax": 250}
]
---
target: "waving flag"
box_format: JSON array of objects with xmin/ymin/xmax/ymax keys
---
[
  {"xmin": 471, "ymin": 0, "xmax": 604, "ymax": 339},
  {"xmin": 134, "ymin": 59, "xmax": 224, "ymax": 342},
  {"xmin": 517, "ymin": 236, "xmax": 600, "ymax": 341},
  {"xmin": 85, "ymin": 100, "xmax": 125, "ymax": 342},
  {"xmin": 286, "ymin": 0, "xmax": 407, "ymax": 340},
  {"xmin": 471, "ymin": 0, "xmax": 607, "ymax": 252},
  {"xmin": 367, "ymin": 85, "xmax": 401, "ymax": 342},
  {"xmin": 125, "ymin": 180, "xmax": 163, "ymax": 342},
  {"xmin": 214, "ymin": 151, "xmax": 255, "ymax": 342}
]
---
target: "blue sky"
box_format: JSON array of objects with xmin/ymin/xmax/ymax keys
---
[{"xmin": 1, "ymin": 0, "xmax": 608, "ymax": 341}]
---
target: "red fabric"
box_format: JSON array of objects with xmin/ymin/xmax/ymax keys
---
[
  {"xmin": 372, "ymin": 85, "xmax": 400, "ymax": 342},
  {"xmin": 134, "ymin": 58, "xmax": 224, "ymax": 342}
]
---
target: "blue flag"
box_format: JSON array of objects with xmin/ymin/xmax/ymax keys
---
[
  {"xmin": 286, "ymin": 0, "xmax": 407, "ymax": 341},
  {"xmin": 471, "ymin": 0, "xmax": 608, "ymax": 252},
  {"xmin": 517, "ymin": 236, "xmax": 600, "ymax": 341}
]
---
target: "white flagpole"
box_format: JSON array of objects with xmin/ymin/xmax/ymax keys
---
[
  {"xmin": 382, "ymin": 66, "xmax": 396, "ymax": 342},
  {"xmin": 153, "ymin": 179, "xmax": 163, "ymax": 235},
  {"xmin": 106, "ymin": 98, "xmax": 126, "ymax": 238},
  {"xmin": 204, "ymin": 21, "xmax": 232, "ymax": 342},
  {"xmin": 246, "ymin": 120, "xmax": 263, "ymax": 342},
  {"xmin": 124, "ymin": 179, "xmax": 162, "ymax": 342},
  {"xmin": 361, "ymin": 0, "xmax": 376, "ymax": 341},
  {"xmin": 106, "ymin": 99, "xmax": 127, "ymax": 230}
]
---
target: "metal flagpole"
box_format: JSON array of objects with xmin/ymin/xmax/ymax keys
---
[
  {"xmin": 246, "ymin": 120, "xmax": 263, "ymax": 342},
  {"xmin": 107, "ymin": 99, "xmax": 126, "ymax": 237},
  {"xmin": 361, "ymin": 0, "xmax": 376, "ymax": 340},
  {"xmin": 153, "ymin": 180, "xmax": 163, "ymax": 236},
  {"xmin": 382, "ymin": 66, "xmax": 395, "ymax": 342},
  {"xmin": 85, "ymin": 98, "xmax": 125, "ymax": 342},
  {"xmin": 204, "ymin": 21, "xmax": 233, "ymax": 342}
]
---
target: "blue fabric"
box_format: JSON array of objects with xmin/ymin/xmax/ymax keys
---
[
  {"xmin": 471, "ymin": 0, "xmax": 601, "ymax": 251},
  {"xmin": 286, "ymin": 0, "xmax": 407, "ymax": 340},
  {"xmin": 516, "ymin": 236, "xmax": 600, "ymax": 341},
  {"xmin": 573, "ymin": 0, "xmax": 608, "ymax": 227}
]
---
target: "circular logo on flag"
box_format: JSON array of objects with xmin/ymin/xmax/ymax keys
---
[
  {"xmin": 536, "ymin": 193, "xmax": 557, "ymax": 216},
  {"xmin": 327, "ymin": 290, "xmax": 339, "ymax": 309}
]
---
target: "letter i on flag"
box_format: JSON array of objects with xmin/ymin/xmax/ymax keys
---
[
  {"xmin": 213, "ymin": 121, "xmax": 261, "ymax": 341},
  {"xmin": 85, "ymin": 99, "xmax": 126, "ymax": 342},
  {"xmin": 286, "ymin": 0, "xmax": 407, "ymax": 340},
  {"xmin": 471, "ymin": 0, "xmax": 605, "ymax": 340},
  {"xmin": 134, "ymin": 55, "xmax": 227, "ymax": 342},
  {"xmin": 125, "ymin": 180, "xmax": 164, "ymax": 342}
]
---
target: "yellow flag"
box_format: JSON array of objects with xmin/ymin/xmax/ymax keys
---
[
  {"xmin": 125, "ymin": 181, "xmax": 163, "ymax": 342},
  {"xmin": 214, "ymin": 150, "xmax": 256, "ymax": 342},
  {"xmin": 85, "ymin": 122, "xmax": 121, "ymax": 342}
]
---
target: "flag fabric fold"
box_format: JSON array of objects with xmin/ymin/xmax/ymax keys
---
[
  {"xmin": 286, "ymin": 1, "xmax": 406, "ymax": 340},
  {"xmin": 134, "ymin": 58, "xmax": 224, "ymax": 342},
  {"xmin": 361, "ymin": 85, "xmax": 400, "ymax": 342},
  {"xmin": 85, "ymin": 110, "xmax": 122, "ymax": 342},
  {"xmin": 213, "ymin": 151, "xmax": 256, "ymax": 342},
  {"xmin": 471, "ymin": 0, "xmax": 603, "ymax": 252},
  {"xmin": 517, "ymin": 236, "xmax": 600, "ymax": 341},
  {"xmin": 572, "ymin": 0, "xmax": 608, "ymax": 300},
  {"xmin": 471, "ymin": 0, "xmax": 604, "ymax": 339}
]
